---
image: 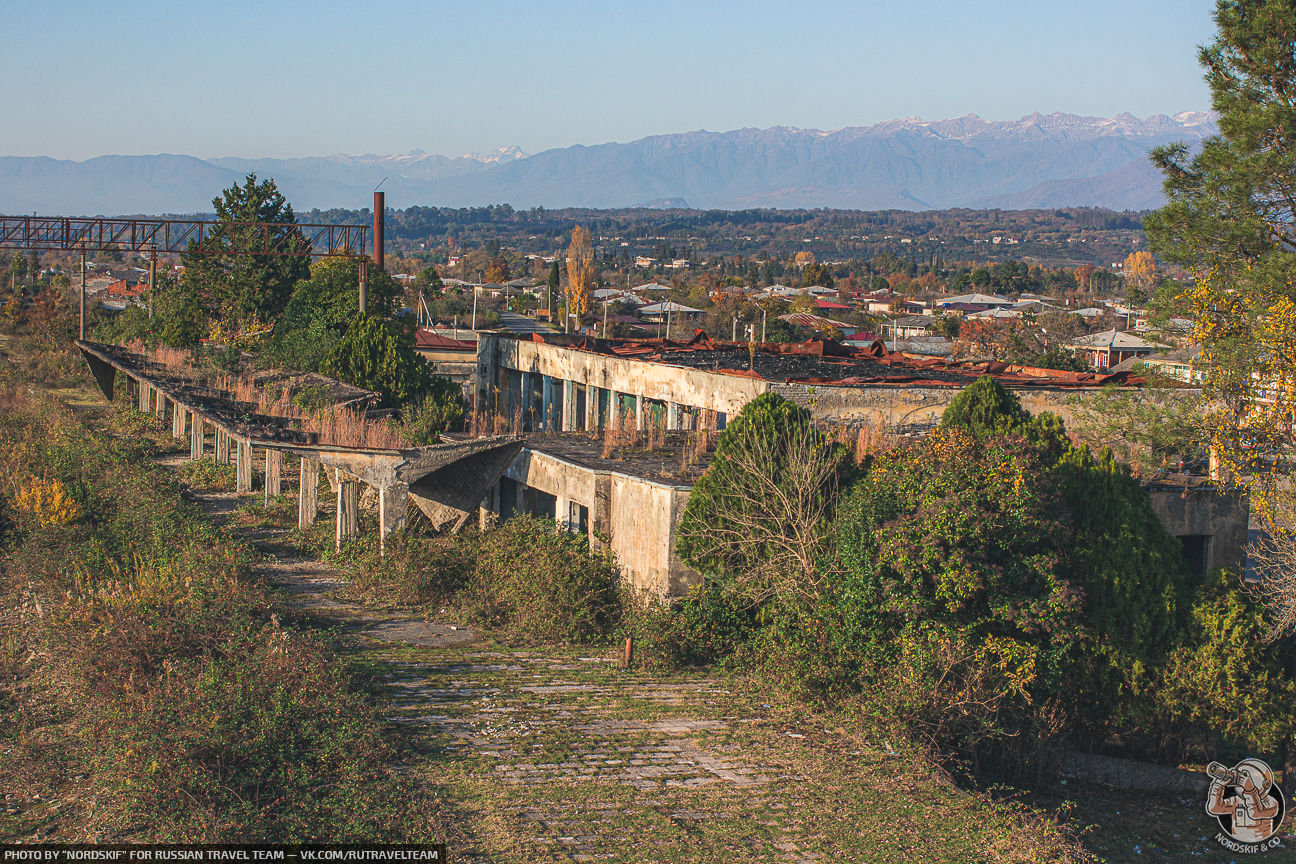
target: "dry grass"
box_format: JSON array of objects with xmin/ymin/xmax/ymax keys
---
[{"xmin": 121, "ymin": 342, "xmax": 408, "ymax": 450}]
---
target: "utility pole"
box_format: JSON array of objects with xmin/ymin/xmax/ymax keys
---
[
  {"xmin": 148, "ymin": 248, "xmax": 157, "ymax": 319},
  {"xmin": 762, "ymin": 307, "xmax": 767, "ymax": 342},
  {"xmin": 358, "ymin": 259, "xmax": 368, "ymax": 314},
  {"xmin": 78, "ymin": 247, "xmax": 86, "ymax": 340},
  {"xmin": 472, "ymin": 270, "xmax": 480, "ymax": 330}
]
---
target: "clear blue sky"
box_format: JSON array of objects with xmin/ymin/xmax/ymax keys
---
[{"xmin": 2, "ymin": 0, "xmax": 1218, "ymax": 162}]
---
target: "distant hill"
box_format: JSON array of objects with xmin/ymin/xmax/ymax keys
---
[{"xmin": 0, "ymin": 112, "xmax": 1213, "ymax": 216}]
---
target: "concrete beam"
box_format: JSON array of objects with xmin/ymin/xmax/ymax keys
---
[
  {"xmin": 336, "ymin": 475, "xmax": 360, "ymax": 550},
  {"xmin": 215, "ymin": 428, "xmax": 231, "ymax": 465},
  {"xmin": 521, "ymin": 371, "xmax": 532, "ymax": 431},
  {"xmin": 264, "ymin": 449, "xmax": 282, "ymax": 501},
  {"xmin": 586, "ymin": 386, "xmax": 599, "ymax": 431},
  {"xmin": 236, "ymin": 438, "xmax": 253, "ymax": 494},
  {"xmin": 299, "ymin": 456, "xmax": 320, "ymax": 528},
  {"xmin": 78, "ymin": 348, "xmax": 117, "ymax": 401},
  {"xmin": 406, "ymin": 438, "xmax": 525, "ymax": 533}
]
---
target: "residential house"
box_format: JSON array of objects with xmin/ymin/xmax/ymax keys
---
[
  {"xmin": 638, "ymin": 301, "xmax": 702, "ymax": 323},
  {"xmin": 1067, "ymin": 330, "xmax": 1169, "ymax": 371}
]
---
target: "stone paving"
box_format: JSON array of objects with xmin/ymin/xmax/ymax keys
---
[
  {"xmin": 363, "ymin": 644, "xmax": 833, "ymax": 863},
  {"xmin": 171, "ymin": 457, "xmax": 1054, "ymax": 864}
]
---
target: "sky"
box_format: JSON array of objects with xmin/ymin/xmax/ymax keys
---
[{"xmin": 1, "ymin": 0, "xmax": 1219, "ymax": 162}]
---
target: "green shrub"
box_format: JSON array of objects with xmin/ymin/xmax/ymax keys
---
[
  {"xmin": 391, "ymin": 377, "xmax": 468, "ymax": 444},
  {"xmin": 343, "ymin": 532, "xmax": 473, "ymax": 608},
  {"xmin": 457, "ymin": 516, "xmax": 620, "ymax": 644},
  {"xmin": 940, "ymin": 375, "xmax": 1069, "ymax": 460},
  {"xmin": 0, "ymin": 385, "xmax": 435, "ymax": 841},
  {"xmin": 676, "ymin": 392, "xmax": 856, "ymax": 604},
  {"xmin": 321, "ymin": 313, "xmax": 432, "ymax": 409},
  {"xmin": 622, "ymin": 582, "xmax": 755, "ymax": 671},
  {"xmin": 1158, "ymin": 567, "xmax": 1296, "ymax": 755}
]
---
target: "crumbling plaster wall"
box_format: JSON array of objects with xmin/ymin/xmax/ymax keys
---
[
  {"xmin": 1144, "ymin": 485, "xmax": 1249, "ymax": 574},
  {"xmin": 502, "ymin": 446, "xmax": 702, "ymax": 597},
  {"xmin": 768, "ymin": 382, "xmax": 1102, "ymax": 428},
  {"xmin": 482, "ymin": 336, "xmax": 767, "ymax": 416}
]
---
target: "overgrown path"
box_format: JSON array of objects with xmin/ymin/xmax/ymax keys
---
[{"xmin": 152, "ymin": 449, "xmax": 1073, "ymax": 864}]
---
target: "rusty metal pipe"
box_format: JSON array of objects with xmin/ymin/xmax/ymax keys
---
[{"xmin": 373, "ymin": 191, "xmax": 384, "ymax": 271}]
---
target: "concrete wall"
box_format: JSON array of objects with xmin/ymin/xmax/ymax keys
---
[
  {"xmin": 481, "ymin": 335, "xmax": 767, "ymax": 417},
  {"xmin": 768, "ymin": 382, "xmax": 1109, "ymax": 429},
  {"xmin": 1144, "ymin": 484, "xmax": 1249, "ymax": 575},
  {"xmin": 478, "ymin": 335, "xmax": 1184, "ymax": 432},
  {"xmin": 500, "ymin": 445, "xmax": 702, "ymax": 597}
]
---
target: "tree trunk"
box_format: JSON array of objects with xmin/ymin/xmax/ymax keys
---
[{"xmin": 1285, "ymin": 638, "xmax": 1296, "ymax": 803}]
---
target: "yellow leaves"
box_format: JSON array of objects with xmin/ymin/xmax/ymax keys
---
[
  {"xmin": 565, "ymin": 225, "xmax": 596, "ymax": 319},
  {"xmin": 977, "ymin": 634, "xmax": 1038, "ymax": 703},
  {"xmin": 14, "ymin": 476, "xmax": 80, "ymax": 526},
  {"xmin": 1124, "ymin": 250, "xmax": 1158, "ymax": 294}
]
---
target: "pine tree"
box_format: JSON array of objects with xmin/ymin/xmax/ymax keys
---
[{"xmin": 320, "ymin": 313, "xmax": 431, "ymax": 409}]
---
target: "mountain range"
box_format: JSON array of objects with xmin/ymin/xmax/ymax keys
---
[{"xmin": 0, "ymin": 112, "xmax": 1214, "ymax": 216}]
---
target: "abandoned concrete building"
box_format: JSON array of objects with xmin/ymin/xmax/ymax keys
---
[{"xmin": 473, "ymin": 331, "xmax": 1250, "ymax": 596}]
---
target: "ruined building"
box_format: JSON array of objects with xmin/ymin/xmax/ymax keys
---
[{"xmin": 473, "ymin": 332, "xmax": 1248, "ymax": 595}]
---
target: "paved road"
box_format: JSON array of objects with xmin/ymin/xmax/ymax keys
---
[{"xmin": 498, "ymin": 310, "xmax": 554, "ymax": 335}]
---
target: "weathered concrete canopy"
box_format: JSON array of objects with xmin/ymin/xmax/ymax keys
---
[{"xmin": 76, "ymin": 339, "xmax": 523, "ymax": 539}]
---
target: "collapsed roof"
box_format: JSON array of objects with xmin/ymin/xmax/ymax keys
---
[{"xmin": 517, "ymin": 329, "xmax": 1150, "ymax": 389}]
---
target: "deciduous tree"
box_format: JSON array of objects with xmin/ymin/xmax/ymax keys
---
[
  {"xmin": 1144, "ymin": 0, "xmax": 1296, "ymax": 657},
  {"xmin": 564, "ymin": 226, "xmax": 595, "ymax": 327}
]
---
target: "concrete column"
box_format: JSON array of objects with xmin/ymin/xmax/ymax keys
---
[
  {"xmin": 215, "ymin": 429, "xmax": 230, "ymax": 465},
  {"xmin": 379, "ymin": 483, "xmax": 409, "ymax": 554},
  {"xmin": 137, "ymin": 380, "xmax": 150, "ymax": 413},
  {"xmin": 520, "ymin": 371, "xmax": 532, "ymax": 431},
  {"xmin": 554, "ymin": 495, "xmax": 568, "ymax": 529},
  {"xmin": 563, "ymin": 380, "xmax": 577, "ymax": 432},
  {"xmin": 542, "ymin": 375, "xmax": 554, "ymax": 432},
  {"xmin": 666, "ymin": 402, "xmax": 679, "ymax": 430},
  {"xmin": 336, "ymin": 475, "xmax": 360, "ymax": 550},
  {"xmin": 590, "ymin": 474, "xmax": 612, "ymax": 552},
  {"xmin": 587, "ymin": 386, "xmax": 600, "ymax": 431},
  {"xmin": 235, "ymin": 439, "xmax": 253, "ymax": 494},
  {"xmin": 609, "ymin": 391, "xmax": 620, "ymax": 429},
  {"xmin": 264, "ymin": 449, "xmax": 282, "ymax": 501},
  {"xmin": 155, "ymin": 392, "xmax": 167, "ymax": 423},
  {"xmin": 298, "ymin": 456, "xmax": 320, "ymax": 528},
  {"xmin": 190, "ymin": 416, "xmax": 204, "ymax": 460},
  {"xmin": 635, "ymin": 394, "xmax": 644, "ymax": 430}
]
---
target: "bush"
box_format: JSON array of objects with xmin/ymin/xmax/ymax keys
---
[
  {"xmin": 391, "ymin": 377, "xmax": 467, "ymax": 444},
  {"xmin": 621, "ymin": 582, "xmax": 755, "ymax": 671},
  {"xmin": 457, "ymin": 517, "xmax": 620, "ymax": 644},
  {"xmin": 676, "ymin": 392, "xmax": 856, "ymax": 603},
  {"xmin": 939, "ymin": 375, "xmax": 1069, "ymax": 460},
  {"xmin": 0, "ymin": 385, "xmax": 434, "ymax": 841},
  {"xmin": 321, "ymin": 313, "xmax": 432, "ymax": 409},
  {"xmin": 343, "ymin": 532, "xmax": 473, "ymax": 608}
]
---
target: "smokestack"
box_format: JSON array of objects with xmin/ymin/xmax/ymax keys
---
[{"xmin": 373, "ymin": 190, "xmax": 385, "ymax": 271}]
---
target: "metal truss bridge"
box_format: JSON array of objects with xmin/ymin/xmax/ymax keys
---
[{"xmin": 0, "ymin": 215, "xmax": 369, "ymax": 258}]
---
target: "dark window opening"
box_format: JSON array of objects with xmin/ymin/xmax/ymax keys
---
[
  {"xmin": 499, "ymin": 477, "xmax": 518, "ymax": 522},
  {"xmin": 1178, "ymin": 534, "xmax": 1211, "ymax": 578}
]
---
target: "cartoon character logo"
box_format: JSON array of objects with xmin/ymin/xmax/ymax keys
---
[{"xmin": 1205, "ymin": 758, "xmax": 1286, "ymax": 846}]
